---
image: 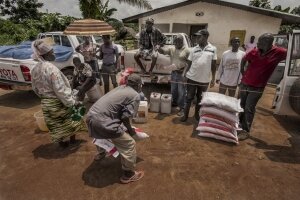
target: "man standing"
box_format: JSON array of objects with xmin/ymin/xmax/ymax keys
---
[
  {"xmin": 159, "ymin": 35, "xmax": 190, "ymax": 116},
  {"xmin": 75, "ymin": 36, "xmax": 101, "ymax": 83},
  {"xmin": 242, "ymin": 35, "xmax": 256, "ymax": 53},
  {"xmin": 238, "ymin": 33, "xmax": 287, "ymax": 140},
  {"xmin": 86, "ymin": 74, "xmax": 144, "ymax": 184},
  {"xmin": 99, "ymin": 35, "xmax": 119, "ymax": 94},
  {"xmin": 134, "ymin": 18, "xmax": 166, "ymax": 74},
  {"xmin": 216, "ymin": 37, "xmax": 245, "ymax": 97},
  {"xmin": 181, "ymin": 29, "xmax": 217, "ymax": 122}
]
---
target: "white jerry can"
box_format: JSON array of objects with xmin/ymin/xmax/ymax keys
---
[
  {"xmin": 160, "ymin": 94, "xmax": 172, "ymax": 114},
  {"xmin": 133, "ymin": 101, "xmax": 148, "ymax": 123},
  {"xmin": 150, "ymin": 92, "xmax": 161, "ymax": 112}
]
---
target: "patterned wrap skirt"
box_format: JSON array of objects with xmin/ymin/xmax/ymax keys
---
[{"xmin": 41, "ymin": 98, "xmax": 87, "ymax": 143}]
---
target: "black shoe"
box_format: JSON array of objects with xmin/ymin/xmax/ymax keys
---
[{"xmin": 180, "ymin": 115, "xmax": 188, "ymax": 122}]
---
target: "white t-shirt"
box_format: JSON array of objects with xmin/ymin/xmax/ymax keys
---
[
  {"xmin": 216, "ymin": 50, "xmax": 245, "ymax": 86},
  {"xmin": 245, "ymin": 42, "xmax": 256, "ymax": 53},
  {"xmin": 186, "ymin": 43, "xmax": 217, "ymax": 83}
]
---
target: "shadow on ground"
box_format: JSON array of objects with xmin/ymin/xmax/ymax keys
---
[
  {"xmin": 32, "ymin": 140, "xmax": 86, "ymax": 159},
  {"xmin": 0, "ymin": 91, "xmax": 40, "ymax": 109},
  {"xmin": 250, "ymin": 115, "xmax": 300, "ymax": 164},
  {"xmin": 82, "ymin": 157, "xmax": 144, "ymax": 188}
]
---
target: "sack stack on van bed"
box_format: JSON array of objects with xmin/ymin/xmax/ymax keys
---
[{"xmin": 196, "ymin": 92, "xmax": 243, "ymax": 144}]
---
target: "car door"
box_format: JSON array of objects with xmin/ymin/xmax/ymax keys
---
[{"xmin": 274, "ymin": 31, "xmax": 300, "ymax": 116}]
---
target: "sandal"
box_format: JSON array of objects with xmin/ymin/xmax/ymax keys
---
[
  {"xmin": 120, "ymin": 170, "xmax": 144, "ymax": 184},
  {"xmin": 237, "ymin": 130, "xmax": 250, "ymax": 141}
]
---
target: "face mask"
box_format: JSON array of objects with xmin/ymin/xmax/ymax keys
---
[{"xmin": 45, "ymin": 54, "xmax": 56, "ymax": 62}]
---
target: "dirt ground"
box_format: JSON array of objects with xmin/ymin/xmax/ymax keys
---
[{"xmin": 0, "ymin": 85, "xmax": 300, "ymax": 200}]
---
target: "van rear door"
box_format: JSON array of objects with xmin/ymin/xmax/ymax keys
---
[{"xmin": 274, "ymin": 31, "xmax": 300, "ymax": 116}]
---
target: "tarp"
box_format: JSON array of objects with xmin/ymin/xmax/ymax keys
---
[{"xmin": 0, "ymin": 41, "xmax": 73, "ymax": 62}]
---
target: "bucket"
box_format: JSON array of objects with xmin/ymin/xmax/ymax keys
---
[
  {"xmin": 133, "ymin": 101, "xmax": 148, "ymax": 123},
  {"xmin": 86, "ymin": 84, "xmax": 103, "ymax": 103},
  {"xmin": 34, "ymin": 110, "xmax": 49, "ymax": 132},
  {"xmin": 150, "ymin": 92, "xmax": 161, "ymax": 112},
  {"xmin": 160, "ymin": 94, "xmax": 172, "ymax": 114}
]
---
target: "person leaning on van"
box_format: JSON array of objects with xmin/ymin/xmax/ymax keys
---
[{"xmin": 238, "ymin": 33, "xmax": 287, "ymax": 141}]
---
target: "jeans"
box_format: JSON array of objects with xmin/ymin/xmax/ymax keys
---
[
  {"xmin": 219, "ymin": 82, "xmax": 237, "ymax": 97},
  {"xmin": 239, "ymin": 83, "xmax": 264, "ymax": 132},
  {"xmin": 184, "ymin": 78, "xmax": 209, "ymax": 117},
  {"xmin": 171, "ymin": 71, "xmax": 186, "ymax": 109},
  {"xmin": 102, "ymin": 64, "xmax": 118, "ymax": 94}
]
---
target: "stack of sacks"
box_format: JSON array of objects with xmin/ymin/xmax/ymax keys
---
[
  {"xmin": 196, "ymin": 92, "xmax": 243, "ymax": 144},
  {"xmin": 93, "ymin": 127, "xmax": 149, "ymax": 157}
]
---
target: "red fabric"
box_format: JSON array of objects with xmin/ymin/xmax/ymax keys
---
[
  {"xmin": 201, "ymin": 131, "xmax": 235, "ymax": 140},
  {"xmin": 119, "ymin": 68, "xmax": 135, "ymax": 85},
  {"xmin": 119, "ymin": 76, "xmax": 127, "ymax": 85},
  {"xmin": 199, "ymin": 122, "xmax": 233, "ymax": 133},
  {"xmin": 201, "ymin": 114, "xmax": 235, "ymax": 127},
  {"xmin": 241, "ymin": 46, "xmax": 287, "ymax": 87}
]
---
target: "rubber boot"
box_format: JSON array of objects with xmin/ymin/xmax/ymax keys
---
[{"xmin": 180, "ymin": 105, "xmax": 190, "ymax": 122}]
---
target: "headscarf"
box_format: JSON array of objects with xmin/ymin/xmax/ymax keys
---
[{"xmin": 31, "ymin": 39, "xmax": 53, "ymax": 62}]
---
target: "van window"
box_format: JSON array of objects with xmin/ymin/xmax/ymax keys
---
[
  {"xmin": 93, "ymin": 35, "xmax": 103, "ymax": 44},
  {"xmin": 53, "ymin": 35, "xmax": 61, "ymax": 45},
  {"xmin": 289, "ymin": 34, "xmax": 300, "ymax": 76},
  {"xmin": 165, "ymin": 35, "xmax": 174, "ymax": 45},
  {"xmin": 61, "ymin": 36, "xmax": 72, "ymax": 47}
]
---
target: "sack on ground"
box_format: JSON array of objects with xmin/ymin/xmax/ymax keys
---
[
  {"xmin": 197, "ymin": 121, "xmax": 237, "ymax": 140},
  {"xmin": 201, "ymin": 92, "xmax": 243, "ymax": 113},
  {"xmin": 200, "ymin": 113, "xmax": 238, "ymax": 129},
  {"xmin": 200, "ymin": 106, "xmax": 239, "ymax": 125},
  {"xmin": 198, "ymin": 132, "xmax": 238, "ymax": 144}
]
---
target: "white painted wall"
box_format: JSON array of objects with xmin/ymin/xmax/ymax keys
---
[{"xmin": 138, "ymin": 1, "xmax": 282, "ymax": 60}]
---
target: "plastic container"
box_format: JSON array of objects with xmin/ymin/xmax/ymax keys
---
[
  {"xmin": 34, "ymin": 110, "xmax": 49, "ymax": 132},
  {"xmin": 133, "ymin": 101, "xmax": 148, "ymax": 123},
  {"xmin": 160, "ymin": 94, "xmax": 172, "ymax": 114},
  {"xmin": 86, "ymin": 84, "xmax": 103, "ymax": 103},
  {"xmin": 150, "ymin": 92, "xmax": 161, "ymax": 112}
]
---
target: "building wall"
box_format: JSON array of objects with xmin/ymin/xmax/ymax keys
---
[{"xmin": 138, "ymin": 1, "xmax": 282, "ymax": 60}]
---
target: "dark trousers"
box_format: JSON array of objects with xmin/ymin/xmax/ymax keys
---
[
  {"xmin": 239, "ymin": 83, "xmax": 264, "ymax": 132},
  {"xmin": 184, "ymin": 78, "xmax": 209, "ymax": 117},
  {"xmin": 219, "ymin": 82, "xmax": 237, "ymax": 97},
  {"xmin": 102, "ymin": 64, "xmax": 118, "ymax": 94}
]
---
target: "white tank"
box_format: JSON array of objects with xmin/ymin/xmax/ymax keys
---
[
  {"xmin": 160, "ymin": 94, "xmax": 172, "ymax": 114},
  {"xmin": 150, "ymin": 92, "xmax": 161, "ymax": 112},
  {"xmin": 86, "ymin": 84, "xmax": 103, "ymax": 103}
]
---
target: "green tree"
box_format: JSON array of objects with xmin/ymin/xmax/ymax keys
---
[
  {"xmin": 291, "ymin": 5, "xmax": 300, "ymax": 15},
  {"xmin": 79, "ymin": 0, "xmax": 152, "ymax": 19},
  {"xmin": 273, "ymin": 5, "xmax": 290, "ymax": 13},
  {"xmin": 0, "ymin": 0, "xmax": 43, "ymax": 23},
  {"xmin": 249, "ymin": 0, "xmax": 271, "ymax": 9},
  {"xmin": 97, "ymin": 0, "xmax": 117, "ymax": 21}
]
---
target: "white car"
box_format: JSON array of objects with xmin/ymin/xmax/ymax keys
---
[{"xmin": 0, "ymin": 32, "xmax": 124, "ymax": 91}]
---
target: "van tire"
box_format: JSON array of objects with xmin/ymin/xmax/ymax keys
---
[{"xmin": 289, "ymin": 78, "xmax": 300, "ymax": 115}]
